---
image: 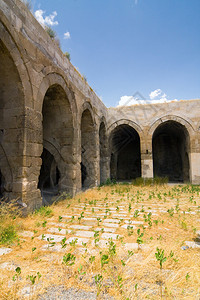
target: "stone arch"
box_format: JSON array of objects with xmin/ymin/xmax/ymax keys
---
[
  {"xmin": 108, "ymin": 119, "xmax": 143, "ymax": 138},
  {"xmin": 149, "ymin": 115, "xmax": 195, "ymax": 137},
  {"xmin": 0, "ymin": 24, "xmax": 29, "ymax": 199},
  {"xmin": 81, "ymin": 106, "xmax": 98, "ymax": 188},
  {"xmin": 36, "ymin": 73, "xmax": 77, "ymax": 117},
  {"xmin": 109, "ymin": 124, "xmax": 141, "ymax": 181},
  {"xmin": 99, "ymin": 118, "xmax": 109, "ymax": 184},
  {"xmin": 37, "ymin": 80, "xmax": 76, "ymax": 203},
  {"xmin": 152, "ymin": 119, "xmax": 191, "ymax": 182},
  {"xmin": 0, "ymin": 18, "xmax": 33, "ymax": 108}
]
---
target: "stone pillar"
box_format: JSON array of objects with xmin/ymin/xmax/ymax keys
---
[
  {"xmin": 140, "ymin": 135, "xmax": 153, "ymax": 178},
  {"xmin": 141, "ymin": 153, "xmax": 153, "ymax": 178},
  {"xmin": 190, "ymin": 152, "xmax": 200, "ymax": 184}
]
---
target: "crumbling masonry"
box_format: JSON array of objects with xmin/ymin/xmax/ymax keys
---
[{"xmin": 1, "ymin": 0, "xmax": 200, "ymax": 211}]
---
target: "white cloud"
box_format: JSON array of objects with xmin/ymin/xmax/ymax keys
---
[
  {"xmin": 149, "ymin": 88, "xmax": 162, "ymax": 100},
  {"xmin": 117, "ymin": 89, "xmax": 178, "ymax": 107},
  {"xmin": 118, "ymin": 95, "xmax": 147, "ymax": 106},
  {"xmin": 34, "ymin": 9, "xmax": 58, "ymax": 27},
  {"xmin": 64, "ymin": 31, "xmax": 71, "ymax": 39}
]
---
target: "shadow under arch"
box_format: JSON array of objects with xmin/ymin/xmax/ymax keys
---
[
  {"xmin": 152, "ymin": 120, "xmax": 190, "ymax": 182},
  {"xmin": 81, "ymin": 107, "xmax": 97, "ymax": 188},
  {"xmin": 109, "ymin": 124, "xmax": 141, "ymax": 181}
]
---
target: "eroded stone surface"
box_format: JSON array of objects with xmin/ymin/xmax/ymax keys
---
[{"xmin": 0, "ymin": 248, "xmax": 12, "ymax": 256}]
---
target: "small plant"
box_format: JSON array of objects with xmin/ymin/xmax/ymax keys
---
[
  {"xmin": 100, "ymin": 254, "xmax": 109, "ymax": 267},
  {"xmin": 155, "ymin": 248, "xmax": 167, "ymax": 270},
  {"xmin": 35, "ymin": 206, "xmax": 53, "ymax": 217},
  {"xmin": 127, "ymin": 225, "xmax": 134, "ymax": 236},
  {"xmin": 0, "ymin": 224, "xmax": 17, "ymax": 245},
  {"xmin": 63, "ymin": 253, "xmax": 76, "ymax": 266},
  {"xmin": 133, "ymin": 209, "xmax": 139, "ymax": 218},
  {"xmin": 60, "ymin": 237, "xmax": 67, "ymax": 249},
  {"xmin": 12, "ymin": 267, "xmax": 21, "ymax": 298},
  {"xmin": 95, "ymin": 274, "xmax": 103, "ymax": 297},
  {"xmin": 89, "ymin": 255, "xmax": 95, "ymax": 264},
  {"xmin": 47, "ymin": 237, "xmax": 55, "ymax": 248},
  {"xmin": 58, "ymin": 216, "xmax": 63, "ymax": 222},
  {"xmin": 186, "ymin": 272, "xmax": 190, "ymax": 282},
  {"xmin": 64, "ymin": 51, "xmax": 71, "ymax": 61},
  {"xmin": 69, "ymin": 238, "xmax": 78, "ymax": 247},
  {"xmin": 167, "ymin": 207, "xmax": 174, "ymax": 217},
  {"xmin": 136, "ymin": 229, "xmax": 144, "ymax": 248}
]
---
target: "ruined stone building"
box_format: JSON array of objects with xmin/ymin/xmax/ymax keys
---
[{"xmin": 1, "ymin": 0, "xmax": 200, "ymax": 211}]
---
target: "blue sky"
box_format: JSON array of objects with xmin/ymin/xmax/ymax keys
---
[{"xmin": 32, "ymin": 0, "xmax": 200, "ymax": 107}]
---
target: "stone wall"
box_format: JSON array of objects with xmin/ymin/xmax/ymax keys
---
[{"xmin": 0, "ymin": 0, "xmax": 200, "ymax": 211}]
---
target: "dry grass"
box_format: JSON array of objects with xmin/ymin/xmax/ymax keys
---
[{"xmin": 0, "ymin": 183, "xmax": 200, "ymax": 299}]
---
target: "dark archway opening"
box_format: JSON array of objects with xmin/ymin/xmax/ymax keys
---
[
  {"xmin": 152, "ymin": 121, "xmax": 190, "ymax": 182},
  {"xmin": 38, "ymin": 148, "xmax": 60, "ymax": 205},
  {"xmin": 110, "ymin": 124, "xmax": 141, "ymax": 181},
  {"xmin": 99, "ymin": 122, "xmax": 107, "ymax": 184},
  {"xmin": 81, "ymin": 109, "xmax": 96, "ymax": 189},
  {"xmin": 38, "ymin": 84, "xmax": 73, "ymax": 204}
]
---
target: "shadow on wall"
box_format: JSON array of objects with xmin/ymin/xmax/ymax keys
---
[
  {"xmin": 38, "ymin": 148, "xmax": 60, "ymax": 205},
  {"xmin": 110, "ymin": 124, "xmax": 141, "ymax": 181},
  {"xmin": 152, "ymin": 120, "xmax": 190, "ymax": 183}
]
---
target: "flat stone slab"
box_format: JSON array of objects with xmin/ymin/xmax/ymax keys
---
[
  {"xmin": 0, "ymin": 262, "xmax": 16, "ymax": 270},
  {"xmin": 124, "ymin": 243, "xmax": 139, "ymax": 250},
  {"xmin": 74, "ymin": 231, "xmax": 94, "ymax": 238},
  {"xmin": 38, "ymin": 234, "xmax": 65, "ymax": 243},
  {"xmin": 83, "ymin": 217, "xmax": 96, "ymax": 221},
  {"xmin": 47, "ymin": 228, "xmax": 72, "ymax": 235},
  {"xmin": 196, "ymin": 230, "xmax": 200, "ymax": 237},
  {"xmin": 0, "ymin": 248, "xmax": 12, "ymax": 256},
  {"xmin": 48, "ymin": 222, "xmax": 67, "ymax": 228},
  {"xmin": 91, "ymin": 239, "xmax": 108, "ymax": 248},
  {"xmin": 94, "ymin": 227, "xmax": 116, "ymax": 233},
  {"xmin": 19, "ymin": 231, "xmax": 34, "ymax": 237},
  {"xmin": 41, "ymin": 244, "xmax": 65, "ymax": 252},
  {"xmin": 185, "ymin": 241, "xmax": 200, "ymax": 249},
  {"xmin": 62, "ymin": 215, "xmax": 78, "ymax": 219},
  {"xmin": 102, "ymin": 218, "xmax": 120, "ymax": 223},
  {"xmin": 101, "ymin": 233, "xmax": 120, "ymax": 240},
  {"xmin": 68, "ymin": 225, "xmax": 92, "ymax": 230},
  {"xmin": 102, "ymin": 222, "xmax": 119, "ymax": 228},
  {"xmin": 124, "ymin": 220, "xmax": 144, "ymax": 225},
  {"xmin": 66, "ymin": 237, "xmax": 89, "ymax": 246}
]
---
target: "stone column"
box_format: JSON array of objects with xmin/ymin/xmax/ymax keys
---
[{"xmin": 140, "ymin": 135, "xmax": 153, "ymax": 178}]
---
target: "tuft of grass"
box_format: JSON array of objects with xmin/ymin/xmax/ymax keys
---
[
  {"xmin": 0, "ymin": 224, "xmax": 17, "ymax": 245},
  {"xmin": 34, "ymin": 206, "xmax": 53, "ymax": 217}
]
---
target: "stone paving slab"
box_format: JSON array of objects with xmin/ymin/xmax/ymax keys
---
[
  {"xmin": 0, "ymin": 248, "xmax": 12, "ymax": 256},
  {"xmin": 0, "ymin": 262, "xmax": 17, "ymax": 270},
  {"xmin": 68, "ymin": 225, "xmax": 92, "ymax": 230},
  {"xmin": 101, "ymin": 233, "xmax": 120, "ymax": 240},
  {"xmin": 124, "ymin": 220, "xmax": 144, "ymax": 225},
  {"xmin": 74, "ymin": 231, "xmax": 94, "ymax": 238},
  {"xmin": 123, "ymin": 243, "xmax": 140, "ymax": 250},
  {"xmin": 48, "ymin": 222, "xmax": 67, "ymax": 228},
  {"xmin": 102, "ymin": 218, "xmax": 120, "ymax": 223},
  {"xmin": 185, "ymin": 241, "xmax": 200, "ymax": 249},
  {"xmin": 47, "ymin": 228, "xmax": 72, "ymax": 235},
  {"xmin": 19, "ymin": 231, "xmax": 34, "ymax": 237},
  {"xmin": 38, "ymin": 234, "xmax": 65, "ymax": 243},
  {"xmin": 91, "ymin": 239, "xmax": 108, "ymax": 248},
  {"xmin": 102, "ymin": 222, "xmax": 119, "ymax": 228},
  {"xmin": 94, "ymin": 227, "xmax": 116, "ymax": 233}
]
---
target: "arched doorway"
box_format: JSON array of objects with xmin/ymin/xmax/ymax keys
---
[
  {"xmin": 152, "ymin": 120, "xmax": 190, "ymax": 182},
  {"xmin": 0, "ymin": 39, "xmax": 24, "ymax": 199},
  {"xmin": 110, "ymin": 124, "xmax": 141, "ymax": 180},
  {"xmin": 81, "ymin": 109, "xmax": 97, "ymax": 188},
  {"xmin": 99, "ymin": 122, "xmax": 108, "ymax": 184},
  {"xmin": 38, "ymin": 84, "xmax": 74, "ymax": 204}
]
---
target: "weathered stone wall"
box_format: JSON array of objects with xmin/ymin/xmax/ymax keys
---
[
  {"xmin": 108, "ymin": 101, "xmax": 200, "ymax": 183},
  {"xmin": 0, "ymin": 0, "xmax": 200, "ymax": 212}
]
